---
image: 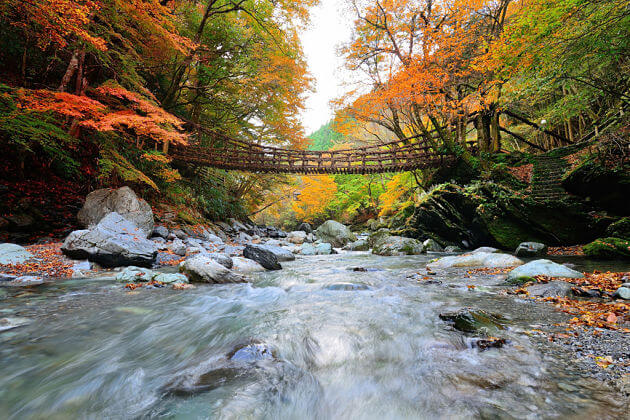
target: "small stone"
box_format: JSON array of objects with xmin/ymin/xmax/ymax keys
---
[
  {"xmin": 154, "ymin": 273, "xmax": 189, "ymax": 284},
  {"xmin": 0, "ymin": 317, "xmax": 31, "ymax": 332},
  {"xmin": 152, "ymin": 226, "xmax": 169, "ymax": 239},
  {"xmin": 169, "ymin": 238, "xmax": 187, "ymax": 256},
  {"xmin": 115, "ymin": 266, "xmax": 154, "ymax": 283},
  {"xmin": 613, "ymin": 287, "xmax": 630, "ymax": 300},
  {"xmin": 515, "ymin": 242, "xmax": 548, "ymax": 257}
]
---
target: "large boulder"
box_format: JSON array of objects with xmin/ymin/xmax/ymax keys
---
[
  {"xmin": 298, "ymin": 222, "xmax": 312, "ymax": 234},
  {"xmin": 78, "ymin": 187, "xmax": 154, "ymax": 237},
  {"xmin": 206, "ymin": 253, "xmax": 233, "ymax": 269},
  {"xmin": 0, "ymin": 243, "xmax": 33, "ymax": 265},
  {"xmin": 62, "ymin": 213, "xmax": 157, "ymax": 268},
  {"xmin": 243, "ymin": 244, "xmax": 282, "ymax": 270},
  {"xmin": 179, "ymin": 255, "xmax": 246, "ymax": 283},
  {"xmin": 250, "ymin": 244, "xmax": 295, "ymax": 262},
  {"xmin": 315, "ymin": 220, "xmax": 357, "ymax": 248},
  {"xmin": 232, "ymin": 257, "xmax": 266, "ymax": 273},
  {"xmin": 287, "ymin": 231, "xmax": 308, "ymax": 245},
  {"xmin": 506, "ymin": 259, "xmax": 584, "ymax": 283},
  {"xmin": 373, "ymin": 236, "xmax": 424, "ymax": 256},
  {"xmin": 515, "ymin": 242, "xmax": 547, "ymax": 257},
  {"xmin": 428, "ymin": 252, "xmax": 523, "ymax": 270}
]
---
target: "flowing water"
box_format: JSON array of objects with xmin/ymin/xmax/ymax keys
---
[{"xmin": 0, "ymin": 252, "xmax": 626, "ymax": 419}]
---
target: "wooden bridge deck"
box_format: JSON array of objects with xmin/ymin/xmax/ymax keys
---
[{"xmin": 171, "ymin": 130, "xmax": 454, "ymax": 174}]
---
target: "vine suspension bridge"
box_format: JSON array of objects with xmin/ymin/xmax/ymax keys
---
[{"xmin": 171, "ymin": 128, "xmax": 456, "ymax": 175}]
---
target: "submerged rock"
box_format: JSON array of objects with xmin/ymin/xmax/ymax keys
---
[
  {"xmin": 315, "ymin": 220, "xmax": 357, "ymax": 248},
  {"xmin": 78, "ymin": 186, "xmax": 154, "ymax": 237},
  {"xmin": 515, "ymin": 242, "xmax": 548, "ymax": 257},
  {"xmin": 0, "ymin": 276, "xmax": 44, "ymax": 287},
  {"xmin": 439, "ymin": 309, "xmax": 507, "ymax": 335},
  {"xmin": 179, "ymin": 256, "xmax": 247, "ymax": 284},
  {"xmin": 506, "ymin": 259, "xmax": 584, "ymax": 283},
  {"xmin": 428, "ymin": 252, "xmax": 523, "ymax": 269},
  {"xmin": 0, "ymin": 243, "xmax": 33, "ymax": 265},
  {"xmin": 62, "ymin": 212, "xmax": 157, "ymax": 268},
  {"xmin": 228, "ymin": 342, "xmax": 277, "ymax": 362},
  {"xmin": 153, "ymin": 273, "xmax": 189, "ymax": 284},
  {"xmin": 115, "ymin": 266, "xmax": 154, "ymax": 283},
  {"xmin": 243, "ymin": 244, "xmax": 282, "ymax": 270},
  {"xmin": 324, "ymin": 283, "xmax": 369, "ymax": 291},
  {"xmin": 0, "ymin": 317, "xmax": 31, "ymax": 332}
]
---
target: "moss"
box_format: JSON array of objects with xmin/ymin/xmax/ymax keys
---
[
  {"xmin": 605, "ymin": 217, "xmax": 630, "ymax": 240},
  {"xmin": 583, "ymin": 237, "xmax": 630, "ymax": 259},
  {"xmin": 177, "ymin": 211, "xmax": 199, "ymax": 225},
  {"xmin": 505, "ymin": 276, "xmax": 535, "ymax": 286}
]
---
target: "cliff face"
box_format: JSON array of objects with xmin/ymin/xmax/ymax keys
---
[{"xmin": 405, "ymin": 183, "xmax": 612, "ymax": 250}]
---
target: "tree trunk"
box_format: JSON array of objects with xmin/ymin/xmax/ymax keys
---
[
  {"xmin": 58, "ymin": 51, "xmax": 79, "ymax": 92},
  {"xmin": 75, "ymin": 49, "xmax": 86, "ymax": 95},
  {"xmin": 490, "ymin": 110, "xmax": 501, "ymax": 152}
]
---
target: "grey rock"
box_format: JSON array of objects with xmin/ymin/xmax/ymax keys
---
[
  {"xmin": 251, "ymin": 244, "xmax": 295, "ymax": 262},
  {"xmin": 372, "ymin": 235, "xmax": 424, "ymax": 256},
  {"xmin": 287, "ymin": 231, "xmax": 307, "ymax": 244},
  {"xmin": 169, "ymin": 238, "xmax": 187, "ymax": 256},
  {"xmin": 179, "ymin": 256, "xmax": 247, "ymax": 284},
  {"xmin": 237, "ymin": 232, "xmax": 253, "ymax": 243},
  {"xmin": 472, "ymin": 247, "xmax": 500, "ymax": 254},
  {"xmin": 172, "ymin": 229, "xmax": 188, "ymax": 240},
  {"xmin": 78, "ymin": 187, "xmax": 154, "ymax": 237},
  {"xmin": 444, "ymin": 246, "xmax": 462, "ymax": 253},
  {"xmin": 1, "ymin": 276, "xmax": 44, "ymax": 287},
  {"xmin": 613, "ymin": 287, "xmax": 630, "ymax": 300},
  {"xmin": 506, "ymin": 259, "xmax": 584, "ymax": 282},
  {"xmin": 155, "ymin": 252, "xmax": 183, "ymax": 267},
  {"xmin": 229, "ymin": 342, "xmax": 276, "ymax": 362},
  {"xmin": 527, "ymin": 281, "xmax": 574, "ymax": 298},
  {"xmin": 186, "ymin": 238, "xmax": 202, "ymax": 248},
  {"xmin": 515, "ymin": 242, "xmax": 548, "ymax": 257},
  {"xmin": 422, "ymin": 239, "xmax": 444, "ymax": 252},
  {"xmin": 154, "ymin": 273, "xmax": 189, "ymax": 284},
  {"xmin": 207, "ymin": 253, "xmax": 233, "ymax": 269},
  {"xmin": 232, "ymin": 257, "xmax": 266, "ymax": 273},
  {"xmin": 152, "ymin": 237, "xmax": 166, "ymax": 245},
  {"xmin": 115, "ymin": 266, "xmax": 154, "ymax": 283},
  {"xmin": 243, "ymin": 244, "xmax": 282, "ymax": 270},
  {"xmin": 428, "ymin": 252, "xmax": 523, "ymax": 269},
  {"xmin": 298, "ymin": 222, "xmax": 312, "ymax": 234},
  {"xmin": 315, "ymin": 220, "xmax": 357, "ymax": 248},
  {"xmin": 152, "ymin": 225, "xmax": 169, "ymax": 239},
  {"xmin": 300, "ymin": 242, "xmax": 333, "ymax": 255},
  {"xmin": 61, "ymin": 212, "xmax": 157, "ymax": 268},
  {"xmin": 206, "ymin": 234, "xmax": 224, "ymax": 244},
  {"xmin": 0, "ymin": 243, "xmax": 33, "ymax": 265},
  {"xmin": 229, "ymin": 218, "xmax": 248, "ymax": 232},
  {"xmin": 343, "ymin": 239, "xmax": 370, "ymax": 251}
]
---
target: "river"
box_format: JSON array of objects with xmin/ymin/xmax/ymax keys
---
[{"xmin": 0, "ymin": 251, "xmax": 626, "ymax": 419}]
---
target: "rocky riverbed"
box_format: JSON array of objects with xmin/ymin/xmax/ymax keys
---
[{"xmin": 0, "ymin": 187, "xmax": 629, "ymax": 417}]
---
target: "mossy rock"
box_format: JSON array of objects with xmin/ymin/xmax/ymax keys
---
[
  {"xmin": 562, "ymin": 159, "xmax": 630, "ymax": 215},
  {"xmin": 605, "ymin": 218, "xmax": 630, "ymax": 240},
  {"xmin": 583, "ymin": 237, "xmax": 630, "ymax": 259},
  {"xmin": 439, "ymin": 309, "xmax": 508, "ymax": 335}
]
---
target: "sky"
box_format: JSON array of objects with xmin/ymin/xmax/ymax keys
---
[{"xmin": 299, "ymin": 0, "xmax": 354, "ymax": 135}]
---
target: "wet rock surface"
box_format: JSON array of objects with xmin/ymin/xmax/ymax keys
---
[{"xmin": 243, "ymin": 245, "xmax": 282, "ymax": 270}]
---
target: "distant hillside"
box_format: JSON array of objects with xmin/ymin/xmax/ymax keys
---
[{"xmin": 307, "ymin": 122, "xmax": 343, "ymax": 151}]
